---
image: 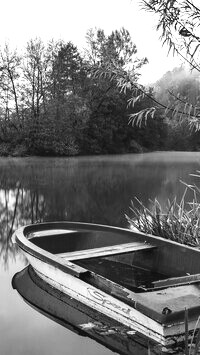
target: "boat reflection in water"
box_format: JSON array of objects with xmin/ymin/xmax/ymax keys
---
[{"xmin": 12, "ymin": 266, "xmax": 165, "ymax": 355}]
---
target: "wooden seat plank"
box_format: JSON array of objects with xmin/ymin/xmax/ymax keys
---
[
  {"xmin": 152, "ymin": 273, "xmax": 200, "ymax": 289},
  {"xmin": 58, "ymin": 241, "xmax": 156, "ymax": 261}
]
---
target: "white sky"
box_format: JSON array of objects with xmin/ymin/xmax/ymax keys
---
[{"xmin": 1, "ymin": 0, "xmax": 182, "ymax": 84}]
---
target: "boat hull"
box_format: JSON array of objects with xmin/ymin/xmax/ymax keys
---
[{"xmin": 24, "ymin": 250, "xmax": 193, "ymax": 346}]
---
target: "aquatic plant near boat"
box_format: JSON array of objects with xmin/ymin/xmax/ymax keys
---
[
  {"xmin": 126, "ymin": 187, "xmax": 200, "ymax": 247},
  {"xmin": 184, "ymin": 309, "xmax": 200, "ymax": 355}
]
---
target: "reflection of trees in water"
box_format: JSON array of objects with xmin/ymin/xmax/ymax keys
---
[
  {"xmin": 0, "ymin": 158, "xmax": 167, "ymax": 267},
  {"xmin": 0, "ymin": 184, "xmax": 46, "ymax": 268}
]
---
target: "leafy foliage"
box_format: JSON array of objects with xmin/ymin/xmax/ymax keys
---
[
  {"xmin": 140, "ymin": 0, "xmax": 200, "ymax": 128},
  {"xmin": 141, "ymin": 1, "xmax": 200, "ymax": 68}
]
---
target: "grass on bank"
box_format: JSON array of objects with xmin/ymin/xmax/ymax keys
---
[{"xmin": 126, "ymin": 187, "xmax": 200, "ymax": 247}]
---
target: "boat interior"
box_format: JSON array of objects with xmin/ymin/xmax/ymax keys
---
[{"xmin": 29, "ymin": 228, "xmax": 200, "ymax": 294}]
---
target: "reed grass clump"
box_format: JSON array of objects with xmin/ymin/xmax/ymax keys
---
[{"xmin": 126, "ymin": 177, "xmax": 200, "ymax": 247}]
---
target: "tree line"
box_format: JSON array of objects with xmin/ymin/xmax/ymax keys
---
[{"xmin": 0, "ymin": 28, "xmax": 198, "ymax": 156}]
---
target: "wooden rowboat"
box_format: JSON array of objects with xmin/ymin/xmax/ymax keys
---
[{"xmin": 12, "ymin": 221, "xmax": 200, "ymax": 346}]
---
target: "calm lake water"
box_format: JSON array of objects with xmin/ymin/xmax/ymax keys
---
[{"xmin": 2, "ymin": 152, "xmax": 200, "ymax": 355}]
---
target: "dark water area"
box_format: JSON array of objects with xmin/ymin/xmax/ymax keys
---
[{"xmin": 1, "ymin": 152, "xmax": 200, "ymax": 355}]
